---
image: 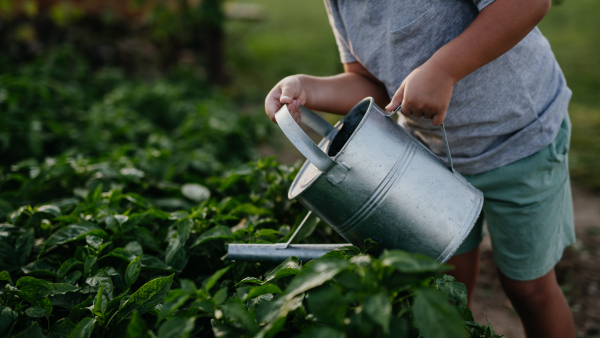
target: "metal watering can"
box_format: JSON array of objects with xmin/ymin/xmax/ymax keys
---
[{"xmin": 228, "ymin": 97, "xmax": 483, "ymax": 263}]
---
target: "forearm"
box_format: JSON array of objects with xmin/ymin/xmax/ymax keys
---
[
  {"xmin": 299, "ymin": 72, "xmax": 389, "ymax": 115},
  {"xmin": 428, "ymin": 0, "xmax": 551, "ymax": 84}
]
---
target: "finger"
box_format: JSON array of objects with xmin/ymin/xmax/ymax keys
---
[
  {"xmin": 412, "ymin": 108, "xmax": 424, "ymax": 118},
  {"xmin": 265, "ymin": 87, "xmax": 283, "ymax": 123},
  {"xmin": 431, "ymin": 111, "xmax": 446, "ymax": 126},
  {"xmin": 385, "ymin": 82, "xmax": 405, "ymax": 111},
  {"xmin": 400, "ymin": 105, "xmax": 413, "ymax": 117},
  {"xmin": 280, "ymin": 81, "xmax": 299, "ymax": 104},
  {"xmin": 423, "ymin": 110, "xmax": 434, "ymax": 119}
]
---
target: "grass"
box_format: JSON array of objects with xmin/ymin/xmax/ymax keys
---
[{"xmin": 225, "ymin": 0, "xmax": 600, "ymax": 190}]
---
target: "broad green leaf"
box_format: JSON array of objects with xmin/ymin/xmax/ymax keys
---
[
  {"xmin": 255, "ymin": 294, "xmax": 304, "ymax": 328},
  {"xmin": 0, "ymin": 271, "xmax": 12, "ymax": 284},
  {"xmin": 50, "ymin": 283, "xmax": 81, "ymax": 295},
  {"xmin": 380, "ymin": 250, "xmax": 448, "ymax": 274},
  {"xmin": 434, "ymin": 275, "xmax": 468, "ymax": 309},
  {"xmin": 412, "ymin": 289, "xmax": 467, "ymax": 338},
  {"xmin": 58, "ymin": 258, "xmax": 83, "ymax": 281},
  {"xmin": 115, "ymin": 274, "xmax": 174, "ymax": 323},
  {"xmin": 69, "ymin": 296, "xmax": 93, "ymax": 323},
  {"xmin": 213, "ymin": 287, "xmax": 228, "ymax": 305},
  {"xmin": 244, "ymin": 284, "xmax": 282, "ymax": 301},
  {"xmin": 180, "ymin": 279, "xmax": 197, "ymax": 294},
  {"xmin": 190, "ymin": 226, "xmax": 233, "ymax": 248},
  {"xmin": 32, "ymin": 297, "xmax": 54, "ymax": 316},
  {"xmin": 125, "ymin": 311, "xmax": 150, "ymax": 338},
  {"xmin": 157, "ymin": 315, "xmax": 195, "ymax": 338},
  {"xmin": 93, "ymin": 283, "xmax": 106, "ymax": 316},
  {"xmin": 125, "ymin": 255, "xmax": 142, "ymax": 287},
  {"xmin": 363, "ymin": 292, "xmax": 391, "ymax": 334},
  {"xmin": 177, "ymin": 219, "xmax": 193, "ymax": 245},
  {"xmin": 286, "ymin": 212, "xmax": 319, "ymax": 243},
  {"xmin": 306, "ymin": 284, "xmax": 346, "ymax": 327},
  {"xmin": 68, "ymin": 318, "xmax": 95, "ymax": 338},
  {"xmin": 202, "ymin": 266, "xmax": 230, "ymax": 292},
  {"xmin": 181, "ymin": 183, "xmax": 210, "ymax": 203},
  {"xmin": 15, "ymin": 228, "xmax": 34, "ymax": 266},
  {"xmin": 16, "ymin": 276, "xmax": 55, "ymax": 301},
  {"xmin": 124, "ymin": 241, "xmax": 143, "ymax": 256},
  {"xmin": 165, "ymin": 238, "xmax": 182, "ymax": 265},
  {"xmin": 294, "ymin": 327, "xmax": 346, "ymax": 338},
  {"xmin": 21, "ymin": 258, "xmax": 60, "ymax": 277},
  {"xmin": 234, "ymin": 277, "xmax": 263, "ymax": 286},
  {"xmin": 264, "ymin": 256, "xmax": 301, "ymax": 282},
  {"xmin": 221, "ymin": 298, "xmax": 258, "ymax": 333},
  {"xmin": 83, "ymin": 256, "xmax": 97, "ymax": 277},
  {"xmin": 141, "ymin": 255, "xmax": 177, "ymax": 273},
  {"xmin": 158, "ymin": 289, "xmax": 189, "ymax": 323},
  {"xmin": 43, "ymin": 223, "xmax": 105, "ymax": 252},
  {"xmin": 85, "ymin": 236, "xmax": 103, "ymax": 250},
  {"xmin": 284, "ymin": 256, "xmax": 350, "ymax": 299},
  {"xmin": 85, "ymin": 270, "xmax": 113, "ymax": 299},
  {"xmin": 14, "ymin": 322, "xmax": 45, "ymax": 338},
  {"xmin": 36, "ymin": 205, "xmax": 62, "ymax": 217},
  {"xmin": 48, "ymin": 318, "xmax": 76, "ymax": 338},
  {"xmin": 62, "ymin": 271, "xmax": 82, "ymax": 285},
  {"xmin": 25, "ymin": 306, "xmax": 48, "ymax": 317},
  {"xmin": 0, "ymin": 306, "xmax": 18, "ymax": 336},
  {"xmin": 228, "ymin": 203, "xmax": 270, "ymax": 216},
  {"xmin": 135, "ymin": 227, "xmax": 162, "ymax": 253}
]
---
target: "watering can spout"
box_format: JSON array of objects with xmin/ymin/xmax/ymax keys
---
[{"xmin": 227, "ymin": 243, "xmax": 354, "ymax": 263}]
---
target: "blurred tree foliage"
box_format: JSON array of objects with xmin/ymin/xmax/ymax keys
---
[{"xmin": 0, "ymin": 0, "xmax": 226, "ymax": 82}]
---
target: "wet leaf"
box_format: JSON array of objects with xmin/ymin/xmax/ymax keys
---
[
  {"xmin": 264, "ymin": 256, "xmax": 301, "ymax": 282},
  {"xmin": 190, "ymin": 226, "xmax": 233, "ymax": 248},
  {"xmin": 43, "ymin": 223, "xmax": 105, "ymax": 252},
  {"xmin": 181, "ymin": 183, "xmax": 211, "ymax": 203},
  {"xmin": 157, "ymin": 315, "xmax": 195, "ymax": 338},
  {"xmin": 25, "ymin": 306, "xmax": 48, "ymax": 317},
  {"xmin": 115, "ymin": 274, "xmax": 174, "ymax": 323},
  {"xmin": 0, "ymin": 306, "xmax": 18, "ymax": 335},
  {"xmin": 202, "ymin": 265, "xmax": 230, "ymax": 292},
  {"xmin": 68, "ymin": 317, "xmax": 95, "ymax": 338},
  {"xmin": 125, "ymin": 255, "xmax": 142, "ymax": 287}
]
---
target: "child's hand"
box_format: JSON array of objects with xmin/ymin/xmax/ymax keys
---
[
  {"xmin": 265, "ymin": 75, "xmax": 307, "ymax": 125},
  {"xmin": 385, "ymin": 61, "xmax": 455, "ymax": 126}
]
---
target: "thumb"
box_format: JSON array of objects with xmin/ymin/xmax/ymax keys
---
[{"xmin": 385, "ymin": 82, "xmax": 405, "ymax": 112}]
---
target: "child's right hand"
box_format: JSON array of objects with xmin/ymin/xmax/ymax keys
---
[{"xmin": 265, "ymin": 75, "xmax": 307, "ymax": 125}]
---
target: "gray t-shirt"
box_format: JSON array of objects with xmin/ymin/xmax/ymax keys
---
[{"xmin": 324, "ymin": 0, "xmax": 571, "ymax": 175}]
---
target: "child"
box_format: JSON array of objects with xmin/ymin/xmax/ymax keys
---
[{"xmin": 264, "ymin": 0, "xmax": 575, "ymax": 337}]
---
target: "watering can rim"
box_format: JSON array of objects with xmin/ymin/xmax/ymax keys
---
[{"xmin": 285, "ymin": 97, "xmax": 377, "ymax": 200}]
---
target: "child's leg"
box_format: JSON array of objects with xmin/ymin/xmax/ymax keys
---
[
  {"xmin": 498, "ymin": 268, "xmax": 574, "ymax": 338},
  {"xmin": 461, "ymin": 115, "xmax": 575, "ymax": 336},
  {"xmin": 446, "ymin": 246, "xmax": 480, "ymax": 307}
]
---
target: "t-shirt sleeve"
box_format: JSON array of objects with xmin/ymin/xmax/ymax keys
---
[
  {"xmin": 472, "ymin": 0, "xmax": 495, "ymax": 11},
  {"xmin": 324, "ymin": 0, "xmax": 357, "ymax": 64}
]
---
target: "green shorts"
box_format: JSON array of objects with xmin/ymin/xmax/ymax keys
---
[{"xmin": 454, "ymin": 115, "xmax": 575, "ymax": 281}]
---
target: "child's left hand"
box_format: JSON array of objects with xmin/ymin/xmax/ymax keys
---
[{"xmin": 385, "ymin": 61, "xmax": 455, "ymax": 126}]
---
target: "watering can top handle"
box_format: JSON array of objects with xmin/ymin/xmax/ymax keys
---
[
  {"xmin": 385, "ymin": 105, "xmax": 455, "ymax": 173},
  {"xmin": 274, "ymin": 105, "xmax": 348, "ymax": 184}
]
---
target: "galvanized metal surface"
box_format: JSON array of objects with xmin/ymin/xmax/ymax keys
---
[
  {"xmin": 280, "ymin": 97, "xmax": 483, "ymax": 263},
  {"xmin": 227, "ymin": 243, "xmax": 353, "ymax": 263}
]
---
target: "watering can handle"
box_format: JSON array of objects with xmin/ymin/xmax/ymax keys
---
[
  {"xmin": 388, "ymin": 105, "xmax": 455, "ymax": 173},
  {"xmin": 275, "ymin": 105, "xmax": 349, "ymax": 185}
]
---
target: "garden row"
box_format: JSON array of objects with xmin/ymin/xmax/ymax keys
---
[{"xmin": 0, "ymin": 50, "xmax": 503, "ymax": 337}]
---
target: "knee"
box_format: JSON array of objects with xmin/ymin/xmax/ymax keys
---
[{"xmin": 499, "ymin": 270, "xmax": 560, "ymax": 310}]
